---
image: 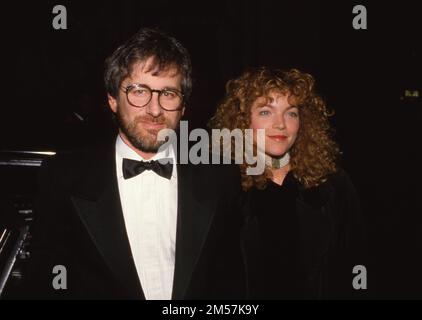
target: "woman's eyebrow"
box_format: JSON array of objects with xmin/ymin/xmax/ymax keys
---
[
  {"xmin": 256, "ymin": 104, "xmax": 298, "ymax": 111},
  {"xmin": 256, "ymin": 104, "xmax": 275, "ymax": 109}
]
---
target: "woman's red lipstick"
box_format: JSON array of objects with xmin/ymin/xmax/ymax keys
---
[{"xmin": 268, "ymin": 135, "xmax": 288, "ymax": 142}]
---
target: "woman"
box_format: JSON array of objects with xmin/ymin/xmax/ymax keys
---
[{"xmin": 210, "ymin": 67, "xmax": 366, "ymax": 299}]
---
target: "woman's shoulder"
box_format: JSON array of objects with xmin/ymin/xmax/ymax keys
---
[
  {"xmin": 324, "ymin": 168, "xmax": 358, "ymax": 197},
  {"xmin": 294, "ymin": 168, "xmax": 359, "ymax": 212}
]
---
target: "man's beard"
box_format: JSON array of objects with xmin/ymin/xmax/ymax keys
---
[{"xmin": 116, "ymin": 110, "xmax": 175, "ymax": 153}]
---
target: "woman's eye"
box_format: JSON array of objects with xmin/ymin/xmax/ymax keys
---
[
  {"xmin": 287, "ymin": 111, "xmax": 298, "ymax": 118},
  {"xmin": 259, "ymin": 110, "xmax": 271, "ymax": 116}
]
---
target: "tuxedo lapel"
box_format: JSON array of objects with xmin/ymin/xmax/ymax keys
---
[
  {"xmin": 69, "ymin": 144, "xmax": 145, "ymax": 299},
  {"xmin": 171, "ymin": 163, "xmax": 218, "ymax": 299},
  {"xmin": 66, "ymin": 142, "xmax": 218, "ymax": 300}
]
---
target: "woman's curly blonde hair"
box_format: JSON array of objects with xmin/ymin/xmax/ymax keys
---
[{"xmin": 209, "ymin": 67, "xmax": 340, "ymax": 191}]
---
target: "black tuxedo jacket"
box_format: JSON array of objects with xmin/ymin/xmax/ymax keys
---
[{"xmin": 21, "ymin": 141, "xmax": 246, "ymax": 299}]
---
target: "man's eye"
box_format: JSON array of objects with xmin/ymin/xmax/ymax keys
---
[
  {"xmin": 162, "ymin": 90, "xmax": 177, "ymax": 98},
  {"xmin": 132, "ymin": 89, "xmax": 148, "ymax": 96}
]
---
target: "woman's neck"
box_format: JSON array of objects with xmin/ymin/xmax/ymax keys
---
[{"xmin": 271, "ymin": 164, "xmax": 291, "ymax": 186}]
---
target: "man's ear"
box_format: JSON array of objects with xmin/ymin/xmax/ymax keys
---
[
  {"xmin": 181, "ymin": 106, "xmax": 185, "ymax": 117},
  {"xmin": 107, "ymin": 94, "xmax": 118, "ymax": 113}
]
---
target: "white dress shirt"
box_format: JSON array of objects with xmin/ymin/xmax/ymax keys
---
[{"xmin": 115, "ymin": 134, "xmax": 178, "ymax": 300}]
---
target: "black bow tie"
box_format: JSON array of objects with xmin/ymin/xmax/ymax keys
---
[{"xmin": 122, "ymin": 158, "xmax": 173, "ymax": 180}]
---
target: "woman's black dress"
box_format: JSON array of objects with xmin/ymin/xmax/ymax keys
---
[{"xmin": 241, "ymin": 169, "xmax": 366, "ymax": 299}]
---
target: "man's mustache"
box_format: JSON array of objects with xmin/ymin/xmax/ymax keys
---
[{"xmin": 135, "ymin": 115, "xmax": 167, "ymax": 124}]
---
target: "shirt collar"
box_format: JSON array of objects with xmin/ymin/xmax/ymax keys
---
[{"xmin": 116, "ymin": 134, "xmax": 177, "ymax": 179}]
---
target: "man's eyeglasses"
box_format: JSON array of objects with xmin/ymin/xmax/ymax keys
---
[{"xmin": 121, "ymin": 83, "xmax": 184, "ymax": 111}]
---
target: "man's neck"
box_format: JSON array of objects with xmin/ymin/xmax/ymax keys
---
[{"xmin": 119, "ymin": 133, "xmax": 157, "ymax": 160}]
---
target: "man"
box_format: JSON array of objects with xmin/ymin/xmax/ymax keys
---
[{"xmin": 22, "ymin": 28, "xmax": 245, "ymax": 299}]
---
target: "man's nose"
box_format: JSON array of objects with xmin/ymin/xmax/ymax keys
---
[{"xmin": 145, "ymin": 92, "xmax": 163, "ymax": 117}]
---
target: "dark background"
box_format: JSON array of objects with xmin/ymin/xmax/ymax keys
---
[{"xmin": 0, "ymin": 0, "xmax": 421, "ymax": 298}]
